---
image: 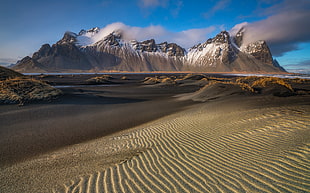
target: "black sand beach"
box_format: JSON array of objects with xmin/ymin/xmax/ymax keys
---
[
  {"xmin": 1, "ymin": 73, "xmax": 309, "ymax": 193},
  {"xmin": 0, "ymin": 73, "xmax": 199, "ymax": 166}
]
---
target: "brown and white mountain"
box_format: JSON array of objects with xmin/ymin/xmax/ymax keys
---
[
  {"xmin": 185, "ymin": 30, "xmax": 285, "ymax": 72},
  {"xmin": 12, "ymin": 27, "xmax": 286, "ymax": 73}
]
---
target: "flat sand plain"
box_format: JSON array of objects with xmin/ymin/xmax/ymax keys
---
[{"xmin": 0, "ymin": 73, "xmax": 309, "ymax": 193}]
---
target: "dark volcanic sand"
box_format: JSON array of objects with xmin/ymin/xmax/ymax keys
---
[
  {"xmin": 0, "ymin": 73, "xmax": 199, "ymax": 166},
  {"xmin": 1, "ymin": 73, "xmax": 310, "ymax": 193}
]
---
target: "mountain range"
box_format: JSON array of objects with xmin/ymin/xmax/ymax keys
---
[{"xmin": 12, "ymin": 27, "xmax": 286, "ymax": 73}]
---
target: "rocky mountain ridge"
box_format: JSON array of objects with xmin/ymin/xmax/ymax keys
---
[{"xmin": 12, "ymin": 27, "xmax": 286, "ymax": 73}]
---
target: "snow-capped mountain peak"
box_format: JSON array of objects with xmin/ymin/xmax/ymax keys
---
[
  {"xmin": 187, "ymin": 31, "xmax": 236, "ymax": 67},
  {"xmin": 75, "ymin": 27, "xmax": 101, "ymax": 47},
  {"xmin": 78, "ymin": 27, "xmax": 100, "ymax": 36},
  {"xmin": 102, "ymin": 31, "xmax": 123, "ymax": 47},
  {"xmin": 13, "ymin": 27, "xmax": 286, "ymax": 73}
]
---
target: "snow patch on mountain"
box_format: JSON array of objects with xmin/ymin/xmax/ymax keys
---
[
  {"xmin": 75, "ymin": 27, "xmax": 100, "ymax": 46},
  {"xmin": 185, "ymin": 31, "xmax": 237, "ymax": 67},
  {"xmin": 187, "ymin": 43, "xmax": 222, "ymax": 66}
]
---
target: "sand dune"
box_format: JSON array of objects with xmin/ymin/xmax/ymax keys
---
[
  {"xmin": 52, "ymin": 98, "xmax": 310, "ymax": 193},
  {"xmin": 1, "ymin": 74, "xmax": 309, "ymax": 193}
]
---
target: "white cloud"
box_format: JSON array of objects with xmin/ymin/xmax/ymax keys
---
[
  {"xmin": 229, "ymin": 22, "xmax": 248, "ymax": 37},
  {"xmin": 171, "ymin": 27, "xmax": 216, "ymax": 48},
  {"xmin": 171, "ymin": 0, "xmax": 183, "ymax": 17},
  {"xmin": 90, "ymin": 22, "xmax": 216, "ymax": 49},
  {"xmin": 230, "ymin": 0, "xmax": 310, "ymax": 56},
  {"xmin": 203, "ymin": 0, "xmax": 231, "ymax": 18},
  {"xmin": 138, "ymin": 0, "xmax": 168, "ymax": 8}
]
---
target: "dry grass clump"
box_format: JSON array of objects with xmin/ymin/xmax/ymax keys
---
[
  {"xmin": 199, "ymin": 78, "xmax": 209, "ymax": 82},
  {"xmin": 143, "ymin": 76, "xmax": 161, "ymax": 84},
  {"xmin": 86, "ymin": 75, "xmax": 112, "ymax": 84},
  {"xmin": 235, "ymin": 82, "xmax": 255, "ymax": 92},
  {"xmin": 235, "ymin": 76, "xmax": 294, "ymax": 92},
  {"xmin": 182, "ymin": 74, "xmax": 231, "ymax": 82},
  {"xmin": 252, "ymin": 77, "xmax": 293, "ymax": 91},
  {"xmin": 204, "ymin": 80, "xmax": 254, "ymax": 93},
  {"xmin": 209, "ymin": 77, "xmax": 231, "ymax": 82},
  {"xmin": 160, "ymin": 77, "xmax": 175, "ymax": 83},
  {"xmin": 177, "ymin": 74, "xmax": 232, "ymax": 87},
  {"xmin": 143, "ymin": 76, "xmax": 176, "ymax": 85},
  {"xmin": 290, "ymin": 78, "xmax": 309, "ymax": 84},
  {"xmin": 208, "ymin": 76, "xmax": 303, "ymax": 94},
  {"xmin": 159, "ymin": 75, "xmax": 168, "ymax": 79},
  {"xmin": 0, "ymin": 77, "xmax": 62, "ymax": 104},
  {"xmin": 235, "ymin": 76, "xmax": 260, "ymax": 86},
  {"xmin": 182, "ymin": 74, "xmax": 208, "ymax": 80}
]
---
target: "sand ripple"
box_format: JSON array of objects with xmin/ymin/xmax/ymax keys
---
[{"xmin": 54, "ymin": 104, "xmax": 310, "ymax": 193}]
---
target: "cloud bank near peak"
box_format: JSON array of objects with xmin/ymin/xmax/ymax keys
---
[
  {"xmin": 88, "ymin": 22, "xmax": 216, "ymax": 49},
  {"xmin": 230, "ymin": 0, "xmax": 310, "ymax": 56}
]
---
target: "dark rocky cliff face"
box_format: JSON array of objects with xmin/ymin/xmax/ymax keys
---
[
  {"xmin": 103, "ymin": 32, "xmax": 122, "ymax": 46},
  {"xmin": 158, "ymin": 42, "xmax": 185, "ymax": 57},
  {"xmin": 243, "ymin": 41, "xmax": 274, "ymax": 66},
  {"xmin": 14, "ymin": 32, "xmax": 92, "ymax": 72},
  {"xmin": 138, "ymin": 39, "xmax": 158, "ymax": 52},
  {"xmin": 32, "ymin": 44, "xmax": 51, "ymax": 60},
  {"xmin": 12, "ymin": 56, "xmax": 45, "ymax": 72},
  {"xmin": 213, "ymin": 31, "xmax": 230, "ymax": 44},
  {"xmin": 57, "ymin": 32, "xmax": 77, "ymax": 45},
  {"xmin": 130, "ymin": 39, "xmax": 185, "ymax": 56},
  {"xmin": 234, "ymin": 28, "xmax": 244, "ymax": 47}
]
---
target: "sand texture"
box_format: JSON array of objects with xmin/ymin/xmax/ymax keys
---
[
  {"xmin": 0, "ymin": 74, "xmax": 309, "ymax": 193},
  {"xmin": 52, "ymin": 100, "xmax": 309, "ymax": 193}
]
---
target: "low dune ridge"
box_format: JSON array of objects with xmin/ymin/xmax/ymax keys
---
[
  {"xmin": 143, "ymin": 74, "xmax": 227, "ymax": 87},
  {"xmin": 178, "ymin": 82, "xmax": 252, "ymax": 102},
  {"xmin": 0, "ymin": 78, "xmax": 62, "ymax": 104},
  {"xmin": 178, "ymin": 75, "xmax": 310, "ymax": 102},
  {"xmin": 86, "ymin": 75, "xmax": 114, "ymax": 84},
  {"xmin": 51, "ymin": 97, "xmax": 310, "ymax": 193},
  {"xmin": 0, "ymin": 66, "xmax": 23, "ymax": 81},
  {"xmin": 0, "ymin": 66, "xmax": 62, "ymax": 104},
  {"xmin": 143, "ymin": 76, "xmax": 177, "ymax": 87}
]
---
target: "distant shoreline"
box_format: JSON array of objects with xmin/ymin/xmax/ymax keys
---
[{"xmin": 23, "ymin": 71, "xmax": 310, "ymax": 79}]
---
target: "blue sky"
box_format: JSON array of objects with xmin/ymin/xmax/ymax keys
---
[{"xmin": 0, "ymin": 0, "xmax": 309, "ymax": 73}]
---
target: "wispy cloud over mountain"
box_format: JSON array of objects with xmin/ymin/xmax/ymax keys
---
[
  {"xmin": 231, "ymin": 0, "xmax": 310, "ymax": 56},
  {"xmin": 89, "ymin": 22, "xmax": 216, "ymax": 49}
]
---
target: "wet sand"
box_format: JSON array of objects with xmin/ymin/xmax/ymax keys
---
[{"xmin": 0, "ymin": 73, "xmax": 309, "ymax": 193}]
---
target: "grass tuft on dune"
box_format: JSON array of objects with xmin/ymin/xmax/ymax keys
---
[
  {"xmin": 236, "ymin": 76, "xmax": 294, "ymax": 91},
  {"xmin": 0, "ymin": 66, "xmax": 23, "ymax": 81},
  {"xmin": 86, "ymin": 75, "xmax": 113, "ymax": 84},
  {"xmin": 0, "ymin": 77, "xmax": 62, "ymax": 104},
  {"xmin": 178, "ymin": 74, "xmax": 310, "ymax": 101}
]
